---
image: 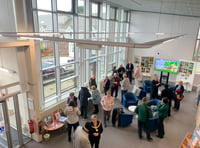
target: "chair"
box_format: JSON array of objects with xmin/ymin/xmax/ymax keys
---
[
  {"xmin": 118, "ymin": 113, "xmax": 133, "ymax": 127},
  {"xmin": 137, "ymin": 88, "xmax": 147, "ymax": 100},
  {"xmin": 122, "ymin": 92, "xmax": 138, "ymax": 108},
  {"xmin": 142, "ymin": 80, "xmax": 152, "ymax": 93},
  {"xmin": 111, "ymin": 107, "xmax": 133, "ymax": 127}
]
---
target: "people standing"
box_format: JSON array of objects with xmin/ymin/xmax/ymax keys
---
[
  {"xmin": 133, "ymin": 64, "xmax": 141, "ymax": 88},
  {"xmin": 156, "ymin": 97, "xmax": 169, "ymax": 139},
  {"xmin": 91, "ymin": 85, "xmax": 101, "ymax": 114},
  {"xmin": 134, "ymin": 97, "xmax": 153, "ymax": 141},
  {"xmin": 101, "ymin": 90, "xmax": 114, "ymax": 128},
  {"xmin": 110, "ymin": 73, "xmax": 120, "ymax": 98},
  {"xmin": 78, "ymin": 85, "xmax": 91, "ymax": 119},
  {"xmin": 126, "ymin": 61, "xmax": 134, "ymax": 84},
  {"xmin": 161, "ymin": 84, "xmax": 174, "ymax": 116},
  {"xmin": 103, "ymin": 76, "xmax": 110, "ymax": 95},
  {"xmin": 117, "ymin": 64, "xmax": 126, "ymax": 81},
  {"xmin": 66, "ymin": 92, "xmax": 80, "ymax": 108},
  {"xmin": 112, "ymin": 66, "xmax": 118, "ymax": 75},
  {"xmin": 151, "ymin": 74, "xmax": 161, "ymax": 99},
  {"xmin": 120, "ymin": 74, "xmax": 130, "ymax": 103},
  {"xmin": 64, "ymin": 101, "xmax": 81, "ymax": 142},
  {"xmin": 89, "ymin": 76, "xmax": 97, "ymax": 89},
  {"xmin": 74, "ymin": 122, "xmax": 92, "ymax": 148},
  {"xmin": 174, "ymin": 80, "xmax": 184, "ymax": 111},
  {"xmin": 88, "ymin": 115, "xmax": 103, "ymax": 148}
]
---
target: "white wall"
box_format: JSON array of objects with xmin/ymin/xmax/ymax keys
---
[
  {"xmin": 129, "ymin": 12, "xmax": 200, "ymax": 61},
  {"xmin": 128, "ymin": 11, "xmax": 200, "ymax": 82},
  {"xmin": 0, "ymin": 0, "xmax": 16, "ymax": 32}
]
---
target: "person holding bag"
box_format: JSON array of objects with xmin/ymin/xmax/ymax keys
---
[{"xmin": 174, "ymin": 80, "xmax": 184, "ymax": 111}]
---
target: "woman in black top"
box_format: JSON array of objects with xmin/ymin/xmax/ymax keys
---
[
  {"xmin": 89, "ymin": 114, "xmax": 103, "ymax": 148},
  {"xmin": 151, "ymin": 75, "xmax": 161, "ymax": 99},
  {"xmin": 174, "ymin": 80, "xmax": 184, "ymax": 111}
]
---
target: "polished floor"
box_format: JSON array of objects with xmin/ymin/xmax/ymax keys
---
[{"xmin": 22, "ymin": 86, "xmax": 197, "ymax": 148}]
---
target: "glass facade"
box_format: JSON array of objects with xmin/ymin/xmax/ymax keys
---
[
  {"xmin": 32, "ymin": 0, "xmax": 130, "ymax": 110},
  {"xmin": 193, "ymin": 26, "xmax": 200, "ymax": 61}
]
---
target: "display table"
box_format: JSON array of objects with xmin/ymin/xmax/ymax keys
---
[{"xmin": 43, "ymin": 120, "xmax": 65, "ymax": 131}]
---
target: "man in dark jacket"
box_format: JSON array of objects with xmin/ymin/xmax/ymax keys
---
[
  {"xmin": 156, "ymin": 97, "xmax": 169, "ymax": 138},
  {"xmin": 117, "ymin": 64, "xmax": 126, "ymax": 80},
  {"xmin": 134, "ymin": 97, "xmax": 153, "ymax": 141},
  {"xmin": 126, "ymin": 61, "xmax": 134, "ymax": 83},
  {"xmin": 161, "ymin": 84, "xmax": 174, "ymax": 116},
  {"xmin": 78, "ymin": 85, "xmax": 91, "ymax": 119}
]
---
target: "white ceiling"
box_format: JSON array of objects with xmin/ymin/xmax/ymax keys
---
[{"xmin": 97, "ymin": 0, "xmax": 200, "ymax": 17}]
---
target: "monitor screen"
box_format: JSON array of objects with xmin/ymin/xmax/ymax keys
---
[{"xmin": 154, "ymin": 58, "xmax": 180, "ymax": 74}]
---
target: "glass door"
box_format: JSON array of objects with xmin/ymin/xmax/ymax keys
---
[
  {"xmin": 0, "ymin": 93, "xmax": 31, "ymax": 148},
  {"xmin": 89, "ymin": 61, "xmax": 97, "ymax": 79},
  {"xmin": 0, "ymin": 100, "xmax": 12, "ymax": 148}
]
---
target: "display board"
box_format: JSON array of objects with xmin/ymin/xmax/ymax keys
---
[
  {"xmin": 140, "ymin": 57, "xmax": 154, "ymax": 73},
  {"xmin": 176, "ymin": 60, "xmax": 195, "ymax": 91},
  {"xmin": 179, "ymin": 61, "xmax": 194, "ymax": 74}
]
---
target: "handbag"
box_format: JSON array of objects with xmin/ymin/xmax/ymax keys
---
[{"xmin": 175, "ymin": 94, "xmax": 184, "ymax": 101}]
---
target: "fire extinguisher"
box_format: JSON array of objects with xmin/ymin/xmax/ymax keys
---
[
  {"xmin": 38, "ymin": 121, "xmax": 43, "ymax": 135},
  {"xmin": 28, "ymin": 120, "xmax": 34, "ymax": 134}
]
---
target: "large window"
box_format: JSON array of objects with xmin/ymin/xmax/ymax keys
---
[
  {"xmin": 57, "ymin": 0, "xmax": 72, "ymax": 12},
  {"xmin": 91, "ymin": 3, "xmax": 98, "ymax": 17},
  {"xmin": 193, "ymin": 26, "xmax": 200, "ymax": 61},
  {"xmin": 40, "ymin": 41, "xmax": 56, "ymax": 98},
  {"xmin": 32, "ymin": 0, "xmax": 129, "ymax": 110},
  {"xmin": 38, "ymin": 11, "xmax": 53, "ymax": 32},
  {"xmin": 110, "ymin": 7, "xmax": 116, "ymax": 20},
  {"xmin": 58, "ymin": 14, "xmax": 73, "ymax": 38},
  {"xmin": 91, "ymin": 18, "xmax": 99, "ymax": 40},
  {"xmin": 37, "ymin": 0, "xmax": 52, "ymax": 10},
  {"xmin": 78, "ymin": 0, "xmax": 85, "ymax": 15},
  {"xmin": 78, "ymin": 16, "xmax": 85, "ymax": 39}
]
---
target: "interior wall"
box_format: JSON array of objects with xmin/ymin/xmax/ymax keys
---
[
  {"xmin": 128, "ymin": 11, "xmax": 200, "ymax": 82},
  {"xmin": 129, "ymin": 11, "xmax": 199, "ymax": 61},
  {"xmin": 0, "ymin": 48, "xmax": 18, "ymax": 85},
  {"xmin": 0, "ymin": 0, "xmax": 16, "ymax": 32}
]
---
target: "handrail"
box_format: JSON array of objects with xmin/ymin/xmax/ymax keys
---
[
  {"xmin": 0, "ymin": 91, "xmax": 21, "ymax": 101},
  {"xmin": 0, "ymin": 82, "xmax": 20, "ymax": 89}
]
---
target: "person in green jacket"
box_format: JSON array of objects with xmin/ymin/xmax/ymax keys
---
[
  {"xmin": 156, "ymin": 97, "xmax": 169, "ymax": 138},
  {"xmin": 134, "ymin": 97, "xmax": 153, "ymax": 141}
]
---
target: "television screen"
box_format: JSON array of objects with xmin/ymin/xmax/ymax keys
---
[{"xmin": 154, "ymin": 58, "xmax": 180, "ymax": 74}]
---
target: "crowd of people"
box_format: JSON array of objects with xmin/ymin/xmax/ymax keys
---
[{"xmin": 62, "ymin": 61, "xmax": 186, "ymax": 147}]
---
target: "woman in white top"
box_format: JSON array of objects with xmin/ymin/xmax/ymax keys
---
[
  {"xmin": 64, "ymin": 101, "xmax": 81, "ymax": 142},
  {"xmin": 120, "ymin": 74, "xmax": 130, "ymax": 103},
  {"xmin": 101, "ymin": 90, "xmax": 114, "ymax": 128},
  {"xmin": 133, "ymin": 64, "xmax": 141, "ymax": 88}
]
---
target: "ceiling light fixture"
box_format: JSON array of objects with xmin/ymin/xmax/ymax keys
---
[{"xmin": 156, "ymin": 32, "xmax": 165, "ymax": 35}]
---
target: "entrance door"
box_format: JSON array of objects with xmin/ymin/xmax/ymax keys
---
[
  {"xmin": 0, "ymin": 93, "xmax": 31, "ymax": 148},
  {"xmin": 89, "ymin": 61, "xmax": 97, "ymax": 79}
]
